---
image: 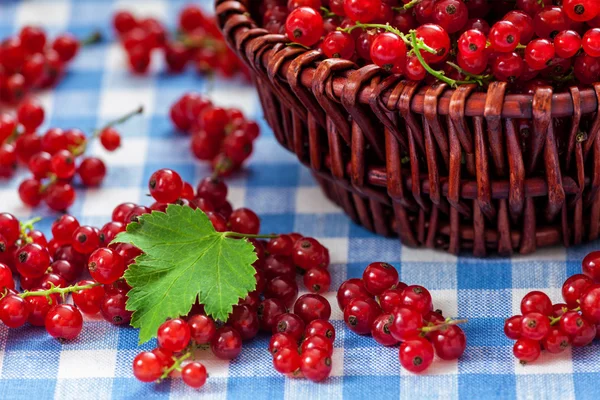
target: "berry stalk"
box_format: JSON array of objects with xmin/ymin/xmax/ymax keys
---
[
  {"xmin": 549, "ymin": 306, "xmax": 580, "ymax": 325},
  {"xmin": 420, "ymin": 317, "xmax": 468, "ymax": 333},
  {"xmin": 393, "ymin": 0, "xmax": 421, "ymax": 11},
  {"xmin": 159, "ymin": 351, "xmax": 192, "ymax": 381},
  {"xmin": 18, "ymin": 281, "xmax": 103, "ymax": 302},
  {"xmin": 80, "ymin": 31, "xmax": 103, "ymax": 46}
]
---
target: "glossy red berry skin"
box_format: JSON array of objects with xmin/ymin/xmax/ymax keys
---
[
  {"xmin": 336, "ymin": 278, "xmax": 372, "ymax": 310},
  {"xmin": 503, "ymin": 10, "xmax": 534, "ymax": 44},
  {"xmin": 0, "ymin": 294, "xmax": 30, "ymax": 328},
  {"xmin": 504, "ymin": 315, "xmax": 523, "ymax": 339},
  {"xmin": 50, "ymin": 149, "xmax": 77, "ymax": 179},
  {"xmin": 99, "ymin": 127, "xmax": 121, "ymax": 151},
  {"xmin": 15, "ymin": 243, "xmax": 50, "ymax": 278},
  {"xmin": 267, "ymin": 235, "xmax": 294, "ymax": 257},
  {"xmin": 520, "ymin": 290, "xmax": 553, "ymax": 316},
  {"xmin": 72, "ymin": 226, "xmax": 100, "ymax": 254},
  {"xmin": 72, "ymin": 280, "xmax": 105, "ymax": 314},
  {"xmin": 229, "ymin": 208, "xmax": 260, "ymax": 235},
  {"xmin": 415, "ymin": 24, "xmax": 451, "ymax": 64},
  {"xmin": 303, "ymin": 268, "xmax": 331, "ymax": 294},
  {"xmin": 100, "ymin": 292, "xmax": 132, "ymax": 325},
  {"xmin": 149, "ymin": 169, "xmax": 183, "ymax": 203},
  {"xmin": 188, "ymin": 313, "xmax": 216, "ymax": 343},
  {"xmin": 399, "ymin": 285, "xmax": 433, "ymax": 316},
  {"xmin": 133, "ymin": 352, "xmax": 162, "ymax": 383},
  {"xmin": 542, "ymin": 327, "xmax": 570, "ymax": 354},
  {"xmin": 343, "ymin": 0, "xmax": 381, "ymax": 23},
  {"xmin": 321, "ymin": 31, "xmax": 355, "ymax": 59},
  {"xmin": 211, "ymin": 326, "xmax": 243, "ymax": 360},
  {"xmin": 294, "ymin": 294, "xmax": 332, "ymax": 324},
  {"xmin": 572, "ymin": 319, "xmax": 597, "ymax": 347},
  {"xmin": 17, "ymin": 98, "xmax": 45, "ymax": 132},
  {"xmin": 52, "ymin": 33, "xmax": 79, "ymax": 62},
  {"xmin": 273, "ymin": 346, "xmax": 302, "ymax": 374},
  {"xmin": 520, "ymin": 312, "xmax": 551, "ymax": 341},
  {"xmin": 264, "ymin": 276, "xmax": 298, "ymax": 307},
  {"xmin": 432, "ymin": 0, "xmax": 468, "ymax": 33},
  {"xmin": 258, "ymin": 298, "xmax": 287, "ymax": 331},
  {"xmin": 305, "ymin": 319, "xmax": 336, "ymax": 342},
  {"xmin": 45, "ymin": 304, "xmax": 83, "ymax": 340},
  {"xmin": 292, "ymin": 237, "xmax": 327, "ymax": 270},
  {"xmin": 344, "ymin": 297, "xmax": 381, "ymax": 335},
  {"xmin": 0, "ymin": 263, "xmax": 14, "ymax": 290},
  {"xmin": 0, "ymin": 213, "xmax": 20, "ymax": 247},
  {"xmin": 87, "ymin": 248, "xmax": 126, "ymax": 285},
  {"xmin": 370, "ymin": 32, "xmax": 407, "ymax": 72},
  {"xmin": 371, "ymin": 313, "xmax": 399, "ymax": 346},
  {"xmin": 152, "ymin": 347, "xmax": 174, "ymax": 369},
  {"xmin": 112, "ymin": 203, "xmax": 137, "ymax": 223},
  {"xmin": 582, "ymin": 251, "xmax": 600, "ymax": 282},
  {"xmin": 25, "ymin": 291, "xmax": 61, "ymax": 326},
  {"xmin": 285, "ymin": 7, "xmax": 324, "ymax": 47},
  {"xmin": 228, "ymin": 304, "xmax": 260, "ymax": 341},
  {"xmin": 513, "ymin": 338, "xmax": 541, "ymax": 364},
  {"xmin": 182, "ymin": 362, "xmax": 207, "ymax": 388},
  {"xmin": 44, "ymin": 182, "xmax": 76, "ymax": 212},
  {"xmin": 78, "ymin": 157, "xmax": 107, "ymax": 187},
  {"xmin": 580, "ymin": 284, "xmax": 600, "ymax": 324},
  {"xmin": 157, "ymin": 318, "xmax": 191, "ymax": 352},
  {"xmin": 562, "ymin": 274, "xmax": 593, "ymax": 308},
  {"xmin": 399, "ymin": 337, "xmax": 434, "ymax": 373},
  {"xmin": 525, "ymin": 39, "xmax": 555, "ymax": 71},
  {"xmin": 300, "ymin": 348, "xmax": 332, "ymax": 382},
  {"xmin": 554, "ymin": 30, "xmax": 582, "ymax": 59},
  {"xmin": 429, "ymin": 325, "xmax": 466, "ymax": 360},
  {"xmin": 362, "ymin": 262, "xmax": 399, "ymax": 296},
  {"xmin": 389, "ymin": 306, "xmax": 424, "ymax": 342},
  {"xmin": 301, "ymin": 334, "xmax": 334, "ymax": 356},
  {"xmin": 269, "ymin": 332, "xmax": 297, "ymax": 355},
  {"xmin": 273, "ymin": 313, "xmax": 305, "ymax": 340},
  {"xmin": 489, "ymin": 21, "xmax": 520, "ymax": 53}
]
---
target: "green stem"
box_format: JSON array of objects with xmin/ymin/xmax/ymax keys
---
[
  {"xmin": 95, "ymin": 105, "xmax": 144, "ymax": 134},
  {"xmin": 224, "ymin": 232, "xmax": 279, "ymax": 239},
  {"xmin": 446, "ymin": 61, "xmax": 492, "ymax": 84},
  {"xmin": 19, "ymin": 217, "xmax": 42, "ymax": 244},
  {"xmin": 338, "ymin": 23, "xmax": 436, "ymax": 54},
  {"xmin": 320, "ymin": 6, "xmax": 337, "ymax": 18},
  {"xmin": 80, "ymin": 30, "xmax": 103, "ymax": 46},
  {"xmin": 392, "ymin": 0, "xmax": 421, "ymax": 10},
  {"xmin": 159, "ymin": 351, "xmax": 192, "ymax": 381},
  {"xmin": 19, "ymin": 282, "xmax": 102, "ymax": 303},
  {"xmin": 549, "ymin": 306, "xmax": 580, "ymax": 326},
  {"xmin": 420, "ymin": 318, "xmax": 468, "ymax": 333}
]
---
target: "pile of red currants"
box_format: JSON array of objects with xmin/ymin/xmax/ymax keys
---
[
  {"xmin": 0, "ymin": 25, "xmax": 100, "ymax": 104},
  {"xmin": 170, "ymin": 93, "xmax": 260, "ymax": 176},
  {"xmin": 112, "ymin": 5, "xmax": 249, "ymax": 78},
  {"xmin": 0, "ymin": 100, "xmax": 142, "ymax": 211},
  {"xmin": 261, "ymin": 0, "xmax": 600, "ymax": 87},
  {"xmin": 506, "ymin": 250, "xmax": 600, "ymax": 364},
  {"xmin": 338, "ymin": 262, "xmax": 466, "ymax": 373}
]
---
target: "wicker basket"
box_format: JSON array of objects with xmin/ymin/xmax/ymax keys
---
[{"xmin": 215, "ymin": 0, "xmax": 600, "ymax": 256}]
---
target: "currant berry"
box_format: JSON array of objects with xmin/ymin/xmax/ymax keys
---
[
  {"xmin": 370, "ymin": 32, "xmax": 407, "ymax": 72},
  {"xmin": 17, "ymin": 98, "xmax": 44, "ymax": 132},
  {"xmin": 100, "ymin": 292, "xmax": 132, "ymax": 325},
  {"xmin": 305, "ymin": 319, "xmax": 335, "ymax": 342},
  {"xmin": 300, "ymin": 348, "xmax": 332, "ymax": 382},
  {"xmin": 389, "ymin": 306, "xmax": 424, "ymax": 342},
  {"xmin": 579, "ymin": 285, "xmax": 600, "ymax": 324},
  {"xmin": 504, "ymin": 315, "xmax": 523, "ymax": 339},
  {"xmin": 399, "ymin": 337, "xmax": 434, "ymax": 373},
  {"xmin": 489, "ymin": 21, "xmax": 520, "ymax": 53},
  {"xmin": 229, "ymin": 208, "xmax": 260, "ymax": 235},
  {"xmin": 269, "ymin": 332, "xmax": 297, "ymax": 355},
  {"xmin": 273, "ymin": 346, "xmax": 302, "ymax": 374},
  {"xmin": 112, "ymin": 203, "xmax": 137, "ymax": 223},
  {"xmin": 264, "ymin": 276, "xmax": 299, "ymax": 307},
  {"xmin": 72, "ymin": 280, "xmax": 105, "ymax": 314},
  {"xmin": 0, "ymin": 213, "xmax": 20, "ymax": 247},
  {"xmin": 336, "ymin": 278, "xmax": 371, "ymax": 310},
  {"xmin": 414, "ymin": 24, "xmax": 451, "ymax": 64},
  {"xmin": 157, "ymin": 318, "xmax": 191, "ymax": 352},
  {"xmin": 25, "ymin": 291, "xmax": 61, "ymax": 326},
  {"xmin": 301, "ymin": 334, "xmax": 334, "ymax": 356},
  {"xmin": 432, "ymin": 0, "xmax": 468, "ymax": 34},
  {"xmin": 292, "ymin": 237, "xmax": 327, "ymax": 270},
  {"xmin": 87, "ymin": 247, "xmax": 126, "ymax": 284},
  {"xmin": 294, "ymin": 294, "xmax": 331, "ymax": 324},
  {"xmin": 362, "ymin": 262, "xmax": 398, "ymax": 296},
  {"xmin": 0, "ymin": 294, "xmax": 30, "ymax": 328},
  {"xmin": 583, "ymin": 251, "xmax": 600, "ymax": 282},
  {"xmin": 50, "ymin": 149, "xmax": 77, "ymax": 179},
  {"xmin": 572, "ymin": 319, "xmax": 597, "ymax": 347},
  {"xmin": 343, "ymin": 297, "xmax": 381, "ymax": 335},
  {"xmin": 429, "ymin": 325, "xmax": 466, "ymax": 360},
  {"xmin": 228, "ymin": 304, "xmax": 260, "ymax": 341},
  {"xmin": 16, "ymin": 243, "xmax": 50, "ymax": 279},
  {"xmin": 182, "ymin": 362, "xmax": 207, "ymax": 389},
  {"xmin": 45, "ymin": 304, "xmax": 83, "ymax": 340},
  {"xmin": 210, "ymin": 326, "xmax": 242, "ymax": 360},
  {"xmin": 564, "ymin": 0, "xmax": 599, "ymax": 22},
  {"xmin": 284, "ymin": 7, "xmax": 324, "ymax": 47},
  {"xmin": 458, "ymin": 29, "xmax": 487, "ymax": 57},
  {"xmin": 303, "ymin": 268, "xmax": 331, "ymax": 294},
  {"xmin": 149, "ymin": 169, "xmax": 183, "ymax": 203},
  {"xmin": 188, "ymin": 313, "xmax": 217, "ymax": 344},
  {"xmin": 520, "ymin": 290, "xmax": 553, "ymax": 316},
  {"xmin": 542, "ymin": 326, "xmax": 570, "ymax": 354},
  {"xmin": 133, "ymin": 352, "xmax": 162, "ymax": 383},
  {"xmin": 562, "ymin": 274, "xmax": 593, "ymax": 308},
  {"xmin": 371, "ymin": 313, "xmax": 399, "ymax": 346},
  {"xmin": 99, "ymin": 127, "xmax": 121, "ymax": 151},
  {"xmin": 273, "ymin": 313, "xmax": 305, "ymax": 340},
  {"xmin": 78, "ymin": 157, "xmax": 107, "ymax": 187},
  {"xmin": 266, "ymin": 235, "xmax": 294, "ymax": 257},
  {"xmin": 343, "ymin": 0, "xmax": 381, "ymax": 23},
  {"xmin": 44, "ymin": 182, "xmax": 76, "ymax": 211},
  {"xmin": 0, "ymin": 263, "xmax": 14, "ymax": 290},
  {"xmin": 151, "ymin": 347, "xmax": 174, "ymax": 369},
  {"xmin": 503, "ymin": 10, "xmax": 534, "ymax": 44},
  {"xmin": 258, "ymin": 298, "xmax": 287, "ymax": 331},
  {"xmin": 533, "ymin": 6, "xmax": 570, "ymax": 39},
  {"xmin": 554, "ymin": 30, "xmax": 582, "ymax": 59},
  {"xmin": 321, "ymin": 31, "xmax": 355, "ymax": 59},
  {"xmin": 72, "ymin": 225, "xmax": 101, "ymax": 254}
]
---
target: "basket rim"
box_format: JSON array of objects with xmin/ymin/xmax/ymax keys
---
[{"xmin": 216, "ymin": 0, "xmax": 600, "ymax": 119}]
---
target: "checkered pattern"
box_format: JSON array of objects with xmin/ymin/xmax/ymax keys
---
[{"xmin": 0, "ymin": 1, "xmax": 598, "ymax": 399}]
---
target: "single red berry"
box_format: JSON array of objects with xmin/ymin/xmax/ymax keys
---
[
  {"xmin": 50, "ymin": 149, "xmax": 77, "ymax": 180},
  {"xmin": 572, "ymin": 319, "xmax": 597, "ymax": 347},
  {"xmin": 18, "ymin": 178, "xmax": 43, "ymax": 207},
  {"xmin": 513, "ymin": 338, "xmax": 541, "ymax": 364},
  {"xmin": 52, "ymin": 33, "xmax": 79, "ymax": 62},
  {"xmin": 533, "ymin": 6, "xmax": 570, "ymax": 39},
  {"xmin": 0, "ymin": 263, "xmax": 14, "ymax": 290},
  {"xmin": 321, "ymin": 31, "xmax": 355, "ymax": 59},
  {"xmin": 15, "ymin": 243, "xmax": 50, "ymax": 279},
  {"xmin": 196, "ymin": 177, "xmax": 228, "ymax": 208},
  {"xmin": 100, "ymin": 291, "xmax": 132, "ymax": 325},
  {"xmin": 78, "ymin": 157, "xmax": 107, "ymax": 187},
  {"xmin": 227, "ymin": 304, "xmax": 260, "ymax": 341},
  {"xmin": 112, "ymin": 203, "xmax": 137, "ymax": 223},
  {"xmin": 362, "ymin": 262, "xmax": 399, "ymax": 296},
  {"xmin": 188, "ymin": 313, "xmax": 217, "ymax": 344},
  {"xmin": 399, "ymin": 285, "xmax": 433, "ymax": 316},
  {"xmin": 72, "ymin": 280, "xmax": 105, "ymax": 314},
  {"xmin": 520, "ymin": 291, "xmax": 553, "ymax": 316},
  {"xmin": 72, "ymin": 225, "xmax": 101, "ymax": 254},
  {"xmin": 151, "ymin": 347, "xmax": 174, "ymax": 369},
  {"xmin": 303, "ymin": 268, "xmax": 331, "ymax": 294},
  {"xmin": 371, "ymin": 313, "xmax": 399, "ymax": 346},
  {"xmin": 301, "ymin": 334, "xmax": 334, "ymax": 356},
  {"xmin": 263, "ymin": 255, "xmax": 296, "ymax": 281},
  {"xmin": 25, "ymin": 291, "xmax": 61, "ymax": 326},
  {"xmin": 305, "ymin": 319, "xmax": 335, "ymax": 342},
  {"xmin": 99, "ymin": 221, "xmax": 125, "ymax": 246},
  {"xmin": 554, "ymin": 30, "xmax": 582, "ymax": 59},
  {"xmin": 343, "ymin": 0, "xmax": 381, "ymax": 23},
  {"xmin": 389, "ymin": 306, "xmax": 424, "ymax": 342},
  {"xmin": 88, "ymin": 247, "xmax": 126, "ymax": 284},
  {"xmin": 269, "ymin": 332, "xmax": 297, "ymax": 355},
  {"xmin": 294, "ymin": 294, "xmax": 331, "ymax": 324},
  {"xmin": 149, "ymin": 169, "xmax": 183, "ymax": 203},
  {"xmin": 432, "ymin": 0, "xmax": 468, "ymax": 33},
  {"xmin": 429, "ymin": 325, "xmax": 466, "ymax": 360},
  {"xmin": 344, "ymin": 297, "xmax": 381, "ymax": 335},
  {"xmin": 273, "ymin": 346, "xmax": 302, "ymax": 374},
  {"xmin": 258, "ymin": 298, "xmax": 287, "ymax": 331},
  {"xmin": 542, "ymin": 326, "xmax": 570, "ymax": 354},
  {"xmin": 336, "ymin": 278, "xmax": 371, "ymax": 310},
  {"xmin": 264, "ymin": 276, "xmax": 299, "ymax": 307},
  {"xmin": 132, "ymin": 352, "xmax": 162, "ymax": 383},
  {"xmin": 99, "ymin": 127, "xmax": 121, "ymax": 151},
  {"xmin": 157, "ymin": 318, "xmax": 191, "ymax": 352},
  {"xmin": 229, "ymin": 208, "xmax": 260, "ymax": 235},
  {"xmin": 399, "ymin": 337, "xmax": 434, "ymax": 373},
  {"xmin": 582, "ymin": 251, "xmax": 600, "ymax": 282},
  {"xmin": 562, "ymin": 274, "xmax": 593, "ymax": 308},
  {"xmin": 17, "ymin": 98, "xmax": 45, "ymax": 132},
  {"xmin": 0, "ymin": 294, "xmax": 29, "ymax": 328},
  {"xmin": 273, "ymin": 312, "xmax": 305, "ymax": 340},
  {"xmin": 414, "ymin": 24, "xmax": 451, "ymax": 64},
  {"xmin": 45, "ymin": 304, "xmax": 83, "ymax": 340},
  {"xmin": 292, "ymin": 237, "xmax": 327, "ymax": 270},
  {"xmin": 211, "ymin": 326, "xmax": 242, "ymax": 360},
  {"xmin": 181, "ymin": 362, "xmax": 207, "ymax": 389},
  {"xmin": 284, "ymin": 7, "xmax": 324, "ymax": 47},
  {"xmin": 504, "ymin": 315, "xmax": 523, "ymax": 339},
  {"xmin": 44, "ymin": 182, "xmax": 76, "ymax": 211},
  {"xmin": 52, "ymin": 214, "xmax": 80, "ymax": 245},
  {"xmin": 580, "ymin": 284, "xmax": 600, "ymax": 324},
  {"xmin": 0, "ymin": 213, "xmax": 21, "ymax": 247},
  {"xmin": 300, "ymin": 348, "xmax": 332, "ymax": 382}
]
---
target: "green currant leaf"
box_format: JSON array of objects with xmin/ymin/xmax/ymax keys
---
[{"xmin": 113, "ymin": 204, "xmax": 257, "ymax": 344}]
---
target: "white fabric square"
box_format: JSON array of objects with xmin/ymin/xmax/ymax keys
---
[{"xmin": 58, "ymin": 349, "xmax": 117, "ymax": 378}]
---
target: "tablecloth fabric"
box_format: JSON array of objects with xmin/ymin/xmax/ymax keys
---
[{"xmin": 0, "ymin": 1, "xmax": 598, "ymax": 399}]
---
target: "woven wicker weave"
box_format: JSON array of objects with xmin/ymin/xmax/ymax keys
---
[{"xmin": 216, "ymin": 0, "xmax": 600, "ymax": 256}]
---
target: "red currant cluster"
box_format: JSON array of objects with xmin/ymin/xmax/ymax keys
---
[
  {"xmin": 0, "ymin": 102, "xmax": 142, "ymax": 211},
  {"xmin": 0, "ymin": 211, "xmax": 133, "ymax": 342},
  {"xmin": 0, "ymin": 25, "xmax": 100, "ymax": 104},
  {"xmin": 337, "ymin": 262, "xmax": 466, "ymax": 373},
  {"xmin": 170, "ymin": 93, "xmax": 260, "ymax": 176},
  {"xmin": 263, "ymin": 0, "xmax": 600, "ymax": 87},
  {"xmin": 112, "ymin": 6, "xmax": 249, "ymax": 78},
  {"xmin": 505, "ymin": 250, "xmax": 600, "ymax": 364}
]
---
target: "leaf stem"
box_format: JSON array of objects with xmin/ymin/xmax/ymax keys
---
[
  {"xmin": 80, "ymin": 30, "xmax": 103, "ymax": 46},
  {"xmin": 224, "ymin": 232, "xmax": 279, "ymax": 239},
  {"xmin": 159, "ymin": 351, "xmax": 192, "ymax": 381},
  {"xmin": 19, "ymin": 217, "xmax": 42, "ymax": 244},
  {"xmin": 420, "ymin": 318, "xmax": 468, "ymax": 333},
  {"xmin": 549, "ymin": 306, "xmax": 580, "ymax": 326},
  {"xmin": 19, "ymin": 282, "xmax": 102, "ymax": 303}
]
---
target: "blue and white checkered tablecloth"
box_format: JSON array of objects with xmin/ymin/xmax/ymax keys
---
[{"xmin": 0, "ymin": 1, "xmax": 599, "ymax": 399}]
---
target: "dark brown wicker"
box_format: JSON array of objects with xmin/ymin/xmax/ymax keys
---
[{"xmin": 215, "ymin": 0, "xmax": 600, "ymax": 256}]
